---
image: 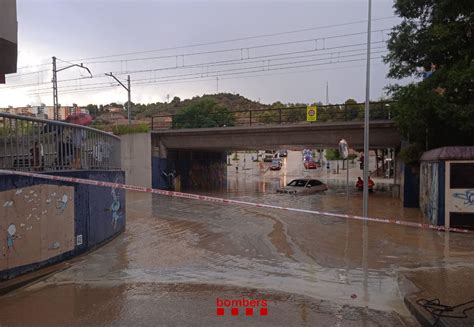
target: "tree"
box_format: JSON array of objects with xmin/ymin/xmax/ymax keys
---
[
  {"xmin": 85, "ymin": 104, "xmax": 99, "ymax": 116},
  {"xmin": 172, "ymin": 98, "xmax": 234, "ymax": 129},
  {"xmin": 325, "ymin": 149, "xmax": 341, "ymax": 161},
  {"xmin": 171, "ymin": 96, "xmax": 181, "ymax": 105},
  {"xmin": 344, "ymin": 99, "xmax": 364, "ymax": 120},
  {"xmin": 384, "ymin": 0, "xmax": 474, "ymax": 162},
  {"xmin": 271, "ymin": 101, "xmax": 285, "ymax": 108}
]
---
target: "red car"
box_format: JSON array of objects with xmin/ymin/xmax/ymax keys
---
[{"xmin": 304, "ymin": 160, "xmax": 319, "ymax": 169}]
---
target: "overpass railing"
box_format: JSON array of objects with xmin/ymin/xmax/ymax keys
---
[
  {"xmin": 0, "ymin": 113, "xmax": 121, "ymax": 172},
  {"xmin": 151, "ymin": 101, "xmax": 395, "ymax": 130}
]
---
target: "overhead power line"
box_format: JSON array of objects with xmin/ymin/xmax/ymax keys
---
[
  {"xmin": 25, "ymin": 45, "xmax": 388, "ymax": 93},
  {"xmin": 81, "ymin": 29, "xmax": 388, "ymax": 65},
  {"xmin": 29, "ymin": 56, "xmax": 385, "ymax": 96},
  {"xmin": 8, "ymin": 16, "xmax": 396, "ymax": 73},
  {"xmin": 67, "ymin": 16, "xmax": 396, "ymax": 62},
  {"xmin": 1, "ymin": 40, "xmax": 387, "ymax": 90},
  {"xmin": 3, "ymin": 28, "xmax": 390, "ymax": 86},
  {"xmin": 110, "ymin": 43, "xmax": 387, "ymax": 76}
]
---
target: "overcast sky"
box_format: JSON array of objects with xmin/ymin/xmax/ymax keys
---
[{"xmin": 0, "ymin": 0, "xmax": 414, "ymax": 107}]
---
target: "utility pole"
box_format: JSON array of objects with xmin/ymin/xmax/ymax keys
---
[
  {"xmin": 216, "ymin": 76, "xmax": 219, "ymax": 93},
  {"xmin": 127, "ymin": 75, "xmax": 131, "ymax": 125},
  {"xmin": 362, "ymin": 2, "xmax": 372, "ymax": 311},
  {"xmin": 326, "ymin": 81, "xmax": 329, "ymax": 105},
  {"xmin": 362, "ymin": 0, "xmax": 372, "ymax": 218},
  {"xmin": 105, "ymin": 73, "xmax": 131, "ymax": 125},
  {"xmin": 52, "ymin": 57, "xmax": 58, "ymax": 120},
  {"xmin": 52, "ymin": 57, "xmax": 92, "ymax": 120}
]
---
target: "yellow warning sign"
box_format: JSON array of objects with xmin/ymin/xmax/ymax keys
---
[{"xmin": 306, "ymin": 105, "xmax": 317, "ymax": 122}]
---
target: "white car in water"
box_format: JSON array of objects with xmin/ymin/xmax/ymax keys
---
[{"xmin": 277, "ymin": 178, "xmax": 328, "ymax": 195}]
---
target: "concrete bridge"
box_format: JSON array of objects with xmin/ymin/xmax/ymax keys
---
[
  {"xmin": 151, "ymin": 120, "xmax": 400, "ymax": 151},
  {"xmin": 150, "ymin": 120, "xmax": 401, "ymax": 190}
]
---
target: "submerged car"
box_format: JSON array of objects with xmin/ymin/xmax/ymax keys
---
[
  {"xmin": 269, "ymin": 159, "xmax": 282, "ymax": 170},
  {"xmin": 277, "ymin": 178, "xmax": 328, "ymax": 195},
  {"xmin": 304, "ymin": 160, "xmax": 319, "ymax": 169}
]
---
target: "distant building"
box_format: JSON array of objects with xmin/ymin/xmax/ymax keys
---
[
  {"xmin": 109, "ymin": 107, "xmax": 123, "ymax": 113},
  {"xmin": 0, "ymin": 104, "xmax": 87, "ymax": 120}
]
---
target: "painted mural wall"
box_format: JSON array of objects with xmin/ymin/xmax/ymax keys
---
[
  {"xmin": 420, "ymin": 162, "xmax": 439, "ymax": 224},
  {"xmin": 0, "ymin": 184, "xmax": 75, "ymax": 271},
  {"xmin": 0, "ymin": 170, "xmax": 125, "ymax": 280}
]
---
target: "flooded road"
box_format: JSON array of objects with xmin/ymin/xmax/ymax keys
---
[{"xmin": 1, "ymin": 151, "xmax": 473, "ymax": 326}]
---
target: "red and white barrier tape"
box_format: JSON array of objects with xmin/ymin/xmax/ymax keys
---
[{"xmin": 1, "ymin": 169, "xmax": 473, "ymax": 235}]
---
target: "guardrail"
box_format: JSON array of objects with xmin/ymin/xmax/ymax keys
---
[
  {"xmin": 0, "ymin": 113, "xmax": 121, "ymax": 171},
  {"xmin": 150, "ymin": 101, "xmax": 395, "ymax": 130}
]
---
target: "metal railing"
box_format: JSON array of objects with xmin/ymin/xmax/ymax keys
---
[
  {"xmin": 150, "ymin": 101, "xmax": 395, "ymax": 130},
  {"xmin": 0, "ymin": 113, "xmax": 121, "ymax": 172}
]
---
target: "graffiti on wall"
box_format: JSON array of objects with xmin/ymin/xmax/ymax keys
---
[
  {"xmin": 453, "ymin": 190, "xmax": 474, "ymax": 206},
  {"xmin": 449, "ymin": 189, "xmax": 474, "ymax": 212},
  {"xmin": 0, "ymin": 185, "xmax": 75, "ymax": 271},
  {"xmin": 110, "ymin": 186, "xmax": 121, "ymax": 229},
  {"xmin": 420, "ymin": 162, "xmax": 439, "ymax": 224}
]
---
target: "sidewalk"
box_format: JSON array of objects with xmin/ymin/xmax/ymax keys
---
[{"xmin": 401, "ymin": 266, "xmax": 474, "ymax": 326}]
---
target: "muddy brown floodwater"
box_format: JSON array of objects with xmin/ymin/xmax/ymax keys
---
[{"xmin": 0, "ymin": 151, "xmax": 473, "ymax": 326}]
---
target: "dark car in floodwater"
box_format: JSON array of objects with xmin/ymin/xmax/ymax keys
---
[{"xmin": 277, "ymin": 178, "xmax": 328, "ymax": 195}]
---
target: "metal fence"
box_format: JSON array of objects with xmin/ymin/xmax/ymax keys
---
[
  {"xmin": 150, "ymin": 101, "xmax": 395, "ymax": 130},
  {"xmin": 0, "ymin": 113, "xmax": 121, "ymax": 172}
]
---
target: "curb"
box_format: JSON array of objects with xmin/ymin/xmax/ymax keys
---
[
  {"xmin": 0, "ymin": 262, "xmax": 71, "ymax": 296},
  {"xmin": 404, "ymin": 294, "xmax": 436, "ymax": 327}
]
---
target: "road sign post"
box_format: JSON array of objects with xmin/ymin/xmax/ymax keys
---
[
  {"xmin": 306, "ymin": 105, "xmax": 317, "ymax": 122},
  {"xmin": 339, "ymin": 138, "xmax": 349, "ymax": 198}
]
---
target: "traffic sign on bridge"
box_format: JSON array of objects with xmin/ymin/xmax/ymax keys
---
[{"xmin": 306, "ymin": 105, "xmax": 317, "ymax": 122}]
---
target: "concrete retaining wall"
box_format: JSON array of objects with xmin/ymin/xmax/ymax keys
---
[
  {"xmin": 0, "ymin": 170, "xmax": 125, "ymax": 280},
  {"xmin": 120, "ymin": 133, "xmax": 151, "ymax": 187}
]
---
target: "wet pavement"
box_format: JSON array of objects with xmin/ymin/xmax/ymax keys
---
[{"xmin": 1, "ymin": 151, "xmax": 473, "ymax": 326}]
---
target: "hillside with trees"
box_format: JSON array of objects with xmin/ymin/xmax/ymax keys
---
[
  {"xmin": 133, "ymin": 93, "xmax": 269, "ymax": 118},
  {"xmin": 86, "ymin": 93, "xmax": 383, "ymax": 130}
]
